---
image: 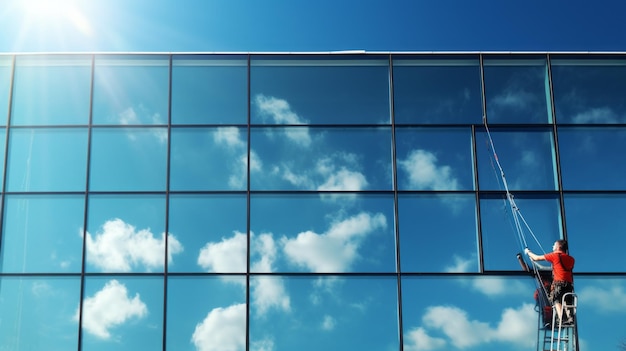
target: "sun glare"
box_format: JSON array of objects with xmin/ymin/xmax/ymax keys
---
[{"xmin": 18, "ymin": 0, "xmax": 94, "ymax": 44}]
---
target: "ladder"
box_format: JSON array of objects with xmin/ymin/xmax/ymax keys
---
[{"xmin": 537, "ymin": 292, "xmax": 578, "ymax": 351}]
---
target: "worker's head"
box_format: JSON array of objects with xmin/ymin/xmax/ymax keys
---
[{"xmin": 554, "ymin": 239, "xmax": 568, "ymax": 252}]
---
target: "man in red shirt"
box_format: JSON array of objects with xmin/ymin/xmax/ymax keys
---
[{"xmin": 525, "ymin": 240, "xmax": 575, "ymax": 325}]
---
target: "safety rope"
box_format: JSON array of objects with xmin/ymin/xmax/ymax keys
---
[{"xmin": 482, "ymin": 117, "xmax": 550, "ymax": 297}]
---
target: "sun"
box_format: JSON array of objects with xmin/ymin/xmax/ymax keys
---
[{"xmin": 15, "ymin": 0, "xmax": 94, "ymax": 50}]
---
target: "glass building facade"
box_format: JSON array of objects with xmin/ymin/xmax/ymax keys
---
[{"xmin": 0, "ymin": 52, "xmax": 624, "ymax": 351}]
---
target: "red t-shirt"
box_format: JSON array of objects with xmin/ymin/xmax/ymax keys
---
[{"xmin": 544, "ymin": 252, "xmax": 575, "ymax": 283}]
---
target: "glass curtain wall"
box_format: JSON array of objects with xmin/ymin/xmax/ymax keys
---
[{"xmin": 0, "ymin": 52, "xmax": 624, "ymax": 351}]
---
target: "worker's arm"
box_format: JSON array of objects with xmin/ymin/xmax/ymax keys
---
[{"xmin": 524, "ymin": 248, "xmax": 545, "ymax": 262}]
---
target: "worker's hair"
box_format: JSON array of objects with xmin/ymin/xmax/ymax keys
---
[{"xmin": 555, "ymin": 239, "xmax": 568, "ymax": 252}]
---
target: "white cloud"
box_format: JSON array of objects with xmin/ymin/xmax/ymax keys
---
[
  {"xmin": 317, "ymin": 168, "xmax": 368, "ymax": 191},
  {"xmin": 491, "ymin": 90, "xmax": 535, "ymax": 110},
  {"xmin": 254, "ymin": 94, "xmax": 311, "ymax": 147},
  {"xmin": 321, "ymin": 315, "xmax": 336, "ymax": 331},
  {"xmin": 572, "ymin": 106, "xmax": 621, "ymax": 123},
  {"xmin": 31, "ymin": 281, "xmax": 52, "ymax": 297},
  {"xmin": 76, "ymin": 279, "xmax": 147, "ymax": 339},
  {"xmin": 211, "ymin": 127, "xmax": 262, "ymax": 189},
  {"xmin": 315, "ymin": 154, "xmax": 368, "ymax": 191},
  {"xmin": 117, "ymin": 107, "xmax": 167, "ymax": 143},
  {"xmin": 197, "ymin": 231, "xmax": 247, "ymax": 273},
  {"xmin": 282, "ymin": 212, "xmax": 387, "ymax": 272},
  {"xmin": 84, "ymin": 218, "xmax": 183, "ymax": 272},
  {"xmin": 404, "ymin": 327, "xmax": 446, "ymax": 351},
  {"xmin": 251, "ymin": 338, "xmax": 275, "ymax": 351},
  {"xmin": 251, "ymin": 276, "xmax": 291, "ymax": 316},
  {"xmin": 214, "ymin": 127, "xmax": 245, "ymax": 149},
  {"xmin": 192, "ymin": 303, "xmax": 246, "ymax": 351},
  {"xmin": 415, "ymin": 303, "xmax": 536, "ymax": 349},
  {"xmin": 423, "ymin": 305, "xmax": 492, "ymax": 348},
  {"xmin": 282, "ymin": 166, "xmax": 315, "ymax": 188},
  {"xmin": 444, "ymin": 255, "xmax": 476, "ymax": 273},
  {"xmin": 399, "ymin": 149, "xmax": 458, "ymax": 190},
  {"xmin": 493, "ymin": 304, "xmax": 537, "ymax": 345},
  {"xmin": 119, "ymin": 107, "xmax": 140, "ymax": 124},
  {"xmin": 578, "ymin": 283, "xmax": 626, "ymax": 313},
  {"xmin": 251, "ymin": 233, "xmax": 291, "ymax": 315},
  {"xmin": 196, "ymin": 232, "xmax": 290, "ymax": 316}
]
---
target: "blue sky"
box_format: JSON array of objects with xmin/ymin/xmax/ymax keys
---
[{"xmin": 1, "ymin": 0, "xmax": 626, "ymax": 53}]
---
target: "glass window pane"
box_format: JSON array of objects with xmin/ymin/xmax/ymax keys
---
[
  {"xmin": 85, "ymin": 195, "xmax": 171, "ymax": 273},
  {"xmin": 168, "ymin": 194, "xmax": 247, "ymax": 273},
  {"xmin": 90, "ymin": 127, "xmax": 167, "ymax": 191},
  {"xmin": 476, "ymin": 128, "xmax": 557, "ymax": 191},
  {"xmin": 172, "ymin": 55, "xmax": 247, "ymax": 124},
  {"xmin": 0, "ymin": 128, "xmax": 5, "ymax": 186},
  {"xmin": 80, "ymin": 277, "xmax": 162, "ymax": 350},
  {"xmin": 250, "ymin": 276, "xmax": 399, "ymax": 350},
  {"xmin": 393, "ymin": 56, "xmax": 483, "ymax": 124},
  {"xmin": 250, "ymin": 194, "xmax": 396, "ymax": 273},
  {"xmin": 399, "ymin": 194, "xmax": 478, "ymax": 272},
  {"xmin": 7, "ymin": 128, "xmax": 88, "ymax": 191},
  {"xmin": 92, "ymin": 55, "xmax": 169, "ymax": 125},
  {"xmin": 564, "ymin": 194, "xmax": 626, "ymax": 272},
  {"xmin": 483, "ymin": 56, "xmax": 552, "ymax": 124},
  {"xmin": 0, "ymin": 56, "xmax": 12, "ymax": 125},
  {"xmin": 396, "ymin": 127, "xmax": 474, "ymax": 190},
  {"xmin": 167, "ymin": 276, "xmax": 246, "ymax": 351},
  {"xmin": 170, "ymin": 127, "xmax": 247, "ymax": 190},
  {"xmin": 1, "ymin": 195, "xmax": 84, "ymax": 273},
  {"xmin": 558, "ymin": 127, "xmax": 626, "ymax": 190},
  {"xmin": 574, "ymin": 277, "xmax": 626, "ymax": 350},
  {"xmin": 251, "ymin": 126, "xmax": 392, "ymax": 190},
  {"xmin": 480, "ymin": 195, "xmax": 563, "ymax": 271},
  {"xmin": 552, "ymin": 57, "xmax": 626, "ymax": 124},
  {"xmin": 11, "ymin": 55, "xmax": 91, "ymax": 125},
  {"xmin": 251, "ymin": 55, "xmax": 390, "ymax": 124},
  {"xmin": 402, "ymin": 276, "xmax": 538, "ymax": 351},
  {"xmin": 0, "ymin": 277, "xmax": 80, "ymax": 351}
]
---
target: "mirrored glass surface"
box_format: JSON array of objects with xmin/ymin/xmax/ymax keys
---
[
  {"xmin": 399, "ymin": 193, "xmax": 478, "ymax": 272},
  {"xmin": 483, "ymin": 56, "xmax": 552, "ymax": 124},
  {"xmin": 0, "ymin": 277, "xmax": 80, "ymax": 351},
  {"xmin": 11, "ymin": 55, "xmax": 91, "ymax": 125},
  {"xmin": 250, "ymin": 193, "xmax": 396, "ymax": 273},
  {"xmin": 0, "ymin": 128, "xmax": 5, "ymax": 186},
  {"xmin": 396, "ymin": 127, "xmax": 474, "ymax": 190},
  {"xmin": 80, "ymin": 277, "xmax": 163, "ymax": 351},
  {"xmin": 92, "ymin": 55, "xmax": 169, "ymax": 125},
  {"xmin": 552, "ymin": 57, "xmax": 626, "ymax": 124},
  {"xmin": 564, "ymin": 194, "xmax": 626, "ymax": 272},
  {"xmin": 171, "ymin": 55, "xmax": 247, "ymax": 124},
  {"xmin": 85, "ymin": 194, "xmax": 170, "ymax": 273},
  {"xmin": 574, "ymin": 277, "xmax": 626, "ymax": 350},
  {"xmin": 393, "ymin": 56, "xmax": 482, "ymax": 124},
  {"xmin": 476, "ymin": 128, "xmax": 557, "ymax": 191},
  {"xmin": 251, "ymin": 55, "xmax": 390, "ymax": 124},
  {"xmin": 89, "ymin": 127, "xmax": 167, "ymax": 191},
  {"xmin": 251, "ymin": 126, "xmax": 392, "ymax": 190},
  {"xmin": 558, "ymin": 127, "xmax": 626, "ymax": 190},
  {"xmin": 168, "ymin": 194, "xmax": 247, "ymax": 273},
  {"xmin": 170, "ymin": 127, "xmax": 247, "ymax": 190},
  {"xmin": 480, "ymin": 195, "xmax": 563, "ymax": 271},
  {"xmin": 0, "ymin": 56, "xmax": 12, "ymax": 125},
  {"xmin": 249, "ymin": 276, "xmax": 399, "ymax": 350},
  {"xmin": 1, "ymin": 195, "xmax": 84, "ymax": 273},
  {"xmin": 7, "ymin": 128, "xmax": 88, "ymax": 191},
  {"xmin": 166, "ymin": 276, "xmax": 246, "ymax": 351},
  {"xmin": 402, "ymin": 276, "xmax": 538, "ymax": 351}
]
